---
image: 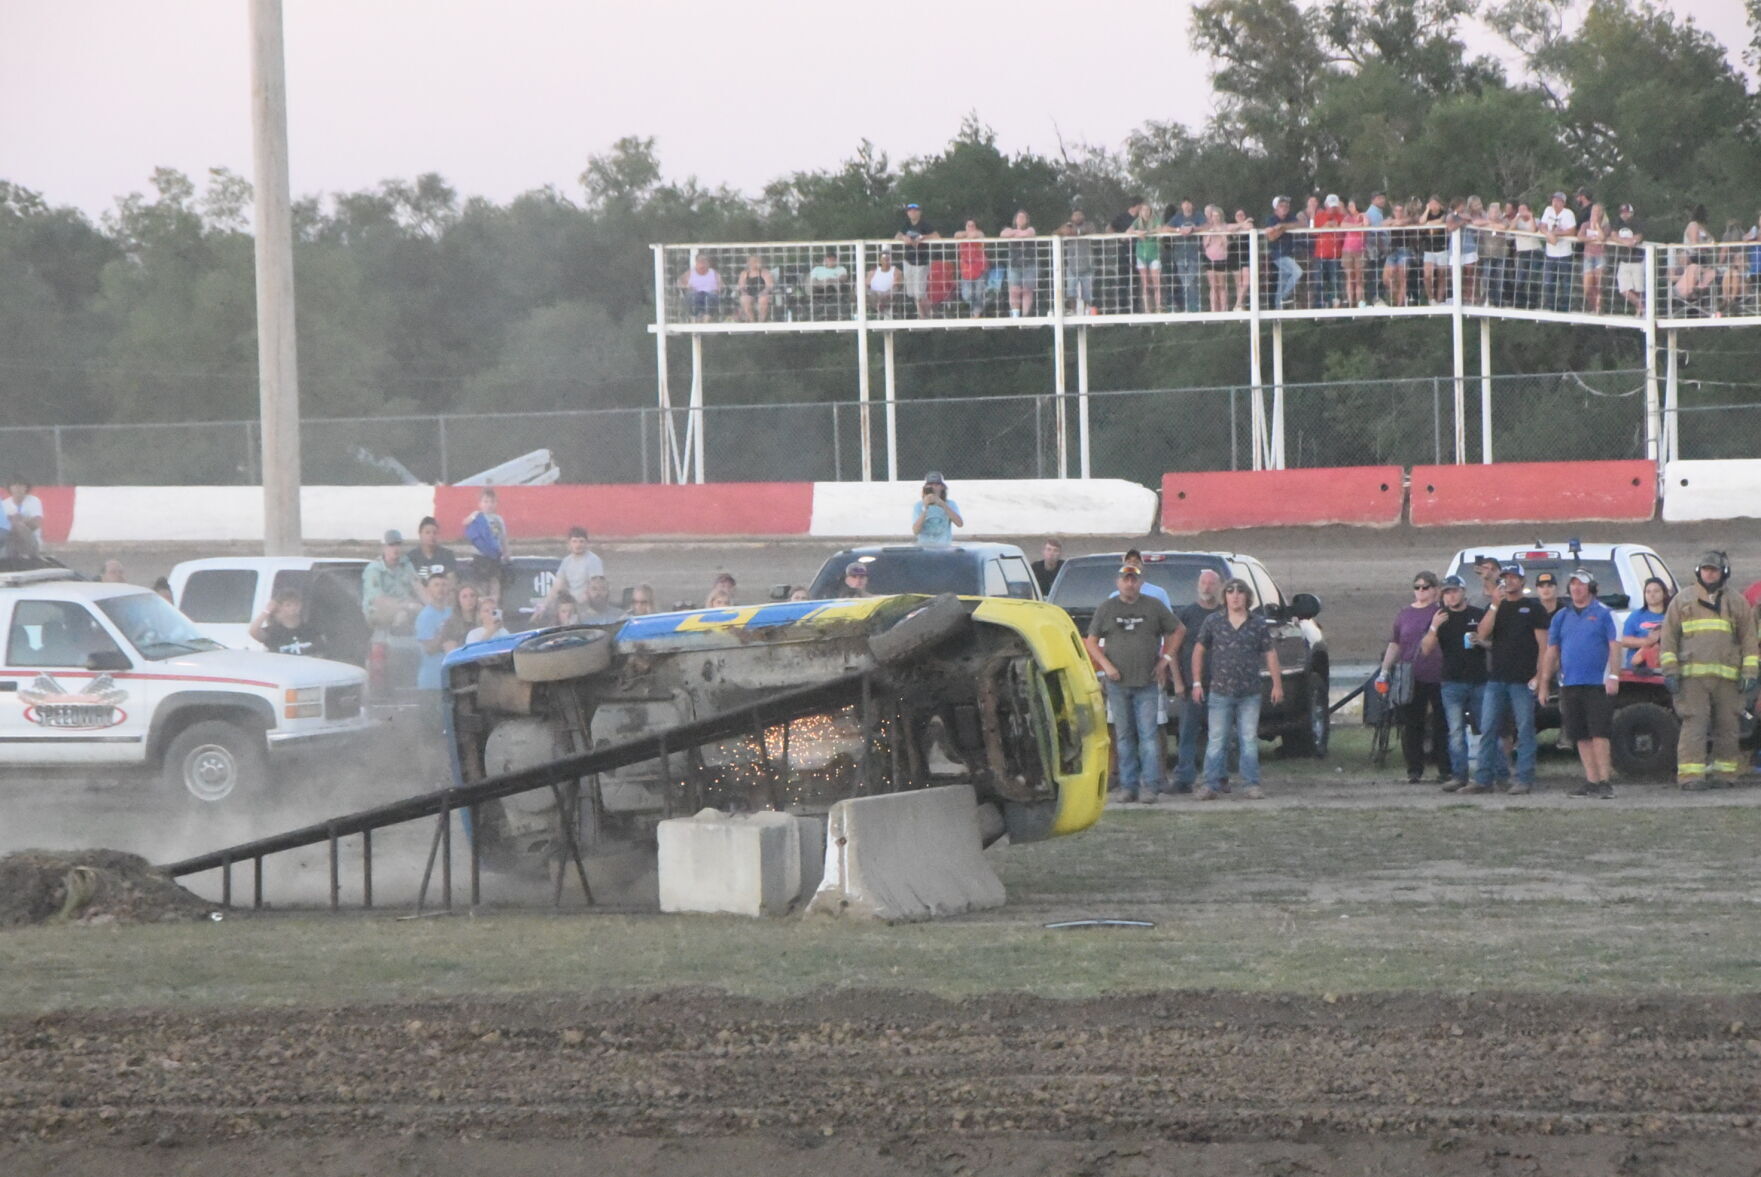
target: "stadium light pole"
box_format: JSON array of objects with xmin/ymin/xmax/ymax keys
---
[{"xmin": 250, "ymin": 0, "xmax": 302, "ymax": 554}]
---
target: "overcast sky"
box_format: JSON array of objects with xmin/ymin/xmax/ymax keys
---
[{"xmin": 3, "ymin": 0, "xmax": 1751, "ymax": 219}]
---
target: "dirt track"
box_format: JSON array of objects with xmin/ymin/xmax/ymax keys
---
[{"xmin": 4, "ymin": 990, "xmax": 1760, "ymax": 1175}]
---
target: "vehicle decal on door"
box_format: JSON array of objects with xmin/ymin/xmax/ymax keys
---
[{"xmin": 17, "ymin": 673, "xmax": 129, "ymax": 730}]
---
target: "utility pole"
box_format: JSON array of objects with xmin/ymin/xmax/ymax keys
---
[{"xmin": 250, "ymin": 0, "xmax": 302, "ymax": 553}]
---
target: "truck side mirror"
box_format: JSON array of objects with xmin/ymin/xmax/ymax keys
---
[{"xmin": 1290, "ymin": 592, "xmax": 1322, "ymax": 620}]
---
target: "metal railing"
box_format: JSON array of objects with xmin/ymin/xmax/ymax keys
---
[
  {"xmin": 656, "ymin": 229, "xmax": 1752, "ymax": 330},
  {"xmin": 0, "ymin": 371, "xmax": 1649, "ymax": 487}
]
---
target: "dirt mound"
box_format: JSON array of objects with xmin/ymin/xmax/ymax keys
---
[{"xmin": 0, "ymin": 849, "xmax": 218, "ymax": 928}]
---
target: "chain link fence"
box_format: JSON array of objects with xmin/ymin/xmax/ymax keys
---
[{"xmin": 0, "ymin": 370, "xmax": 1649, "ymax": 487}]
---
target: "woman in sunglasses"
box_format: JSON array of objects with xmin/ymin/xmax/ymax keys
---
[{"xmin": 1378, "ymin": 572, "xmax": 1449, "ymax": 783}]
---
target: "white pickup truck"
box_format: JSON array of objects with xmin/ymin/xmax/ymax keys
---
[{"xmin": 0, "ymin": 569, "xmax": 370, "ymax": 802}]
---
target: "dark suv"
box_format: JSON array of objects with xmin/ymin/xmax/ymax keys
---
[
  {"xmin": 1047, "ymin": 550, "xmax": 1330, "ymax": 756},
  {"xmin": 802, "ymin": 543, "xmax": 1041, "ymax": 601}
]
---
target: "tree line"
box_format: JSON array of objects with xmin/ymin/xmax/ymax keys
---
[{"xmin": 1, "ymin": 0, "xmax": 1757, "ymax": 483}]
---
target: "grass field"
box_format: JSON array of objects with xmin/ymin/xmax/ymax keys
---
[{"xmin": 5, "ymin": 795, "xmax": 1758, "ymax": 1013}]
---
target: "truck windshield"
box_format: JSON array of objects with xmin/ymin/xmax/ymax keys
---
[
  {"xmin": 97, "ymin": 593, "xmax": 226, "ymax": 660},
  {"xmin": 1049, "ymin": 559, "xmax": 1224, "ymax": 609},
  {"xmin": 809, "ymin": 551, "xmax": 984, "ymax": 598}
]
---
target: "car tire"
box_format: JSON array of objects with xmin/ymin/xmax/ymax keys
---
[
  {"xmin": 868, "ymin": 593, "xmax": 972, "ymax": 665},
  {"xmin": 1610, "ymin": 701, "xmax": 1679, "ymax": 780},
  {"xmin": 161, "ymin": 719, "xmax": 268, "ymax": 804},
  {"xmin": 1282, "ymin": 670, "xmax": 1330, "ymax": 758},
  {"xmin": 513, "ymin": 629, "xmax": 613, "ymax": 683}
]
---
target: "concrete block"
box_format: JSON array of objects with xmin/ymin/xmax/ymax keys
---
[
  {"xmin": 657, "ymin": 809, "xmax": 806, "ymax": 917},
  {"xmin": 795, "ymin": 813, "xmax": 827, "ymax": 898},
  {"xmin": 806, "ymin": 785, "xmax": 1006, "ymax": 923}
]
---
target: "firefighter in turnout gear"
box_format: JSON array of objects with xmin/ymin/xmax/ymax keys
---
[{"xmin": 1659, "ymin": 550, "xmax": 1758, "ymax": 789}]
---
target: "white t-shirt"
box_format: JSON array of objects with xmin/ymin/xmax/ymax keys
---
[
  {"xmin": 3, "ymin": 494, "xmax": 44, "ymax": 551},
  {"xmin": 465, "ymin": 625, "xmax": 508, "ymax": 644},
  {"xmin": 1540, "ymin": 207, "xmax": 1577, "ymax": 258},
  {"xmin": 555, "ymin": 550, "xmax": 604, "ymax": 601}
]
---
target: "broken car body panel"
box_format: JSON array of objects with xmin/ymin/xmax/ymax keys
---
[{"xmin": 441, "ymin": 594, "xmax": 1107, "ymax": 865}]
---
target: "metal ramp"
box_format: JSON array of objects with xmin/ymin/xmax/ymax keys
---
[{"xmin": 162, "ymin": 673, "xmax": 875, "ymax": 912}]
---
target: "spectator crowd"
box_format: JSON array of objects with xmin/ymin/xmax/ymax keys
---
[{"xmin": 673, "ymin": 190, "xmax": 1761, "ymax": 323}]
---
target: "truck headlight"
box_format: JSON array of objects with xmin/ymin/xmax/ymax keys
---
[{"xmin": 284, "ymin": 687, "xmax": 323, "ymax": 719}]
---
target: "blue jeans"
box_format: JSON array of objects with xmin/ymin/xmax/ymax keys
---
[
  {"xmin": 1111, "ymin": 682, "xmax": 1161, "ymax": 797},
  {"xmin": 1173, "ymin": 692, "xmax": 1207, "ymax": 787},
  {"xmin": 1439, "ymin": 680, "xmax": 1480, "ymax": 780},
  {"xmin": 1542, "ymin": 255, "xmax": 1574, "ymax": 312},
  {"xmin": 1274, "ymin": 256, "xmax": 1303, "ymax": 304},
  {"xmin": 1173, "ymin": 254, "xmax": 1201, "ymax": 311},
  {"xmin": 1475, "ymin": 681, "xmax": 1537, "ymax": 785},
  {"xmin": 1315, "ymin": 258, "xmax": 1341, "ymax": 305},
  {"xmin": 1204, "ymin": 692, "xmax": 1262, "ymax": 788}
]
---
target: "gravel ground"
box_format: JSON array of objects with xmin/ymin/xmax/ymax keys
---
[
  {"xmin": 13, "ymin": 525, "xmax": 1761, "ymax": 1174},
  {"xmin": 4, "ymin": 990, "xmax": 1760, "ymax": 1175}
]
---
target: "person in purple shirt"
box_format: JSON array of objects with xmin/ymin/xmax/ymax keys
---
[{"xmin": 1378, "ymin": 570, "xmax": 1449, "ymax": 783}]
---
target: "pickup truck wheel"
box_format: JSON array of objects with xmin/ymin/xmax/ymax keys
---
[
  {"xmin": 513, "ymin": 629, "xmax": 612, "ymax": 683},
  {"xmin": 1281, "ymin": 671, "xmax": 1330, "ymax": 758},
  {"xmin": 869, "ymin": 593, "xmax": 971, "ymax": 665},
  {"xmin": 162, "ymin": 720, "xmax": 267, "ymax": 804},
  {"xmin": 1610, "ymin": 701, "xmax": 1678, "ymax": 780}
]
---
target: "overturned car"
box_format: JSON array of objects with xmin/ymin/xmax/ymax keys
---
[{"xmin": 441, "ymin": 594, "xmax": 1108, "ymax": 871}]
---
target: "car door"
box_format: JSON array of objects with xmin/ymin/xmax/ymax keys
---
[
  {"xmin": 998, "ymin": 555, "xmax": 1039, "ymax": 600},
  {"xmin": 0, "ymin": 598, "xmax": 152, "ymax": 765},
  {"xmin": 982, "ymin": 559, "xmax": 1010, "ymax": 599}
]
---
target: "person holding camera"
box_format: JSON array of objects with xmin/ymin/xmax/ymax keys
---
[
  {"xmin": 1420, "ymin": 574, "xmax": 1487, "ymax": 792},
  {"xmin": 910, "ymin": 471, "xmax": 963, "ymax": 547},
  {"xmin": 1468, "ymin": 562, "xmax": 1550, "ymax": 794}
]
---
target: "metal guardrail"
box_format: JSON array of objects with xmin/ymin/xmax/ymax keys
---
[{"xmin": 163, "ymin": 672, "xmax": 873, "ymax": 911}]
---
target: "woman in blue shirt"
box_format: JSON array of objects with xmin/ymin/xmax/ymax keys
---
[{"xmin": 1618, "ymin": 577, "xmax": 1670, "ymax": 670}]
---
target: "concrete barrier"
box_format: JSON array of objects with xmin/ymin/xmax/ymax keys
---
[
  {"xmin": 64, "ymin": 485, "xmax": 435, "ymax": 544},
  {"xmin": 433, "ymin": 482, "xmax": 816, "ymax": 540},
  {"xmin": 809, "ymin": 479, "xmax": 1158, "ymax": 538},
  {"xmin": 1160, "ymin": 467, "xmax": 1404, "ymax": 532},
  {"xmin": 1661, "ymin": 460, "xmax": 1761, "ymax": 522},
  {"xmin": 1409, "ymin": 460, "xmax": 1655, "ymax": 526},
  {"xmin": 657, "ymin": 809, "xmax": 818, "ymax": 918},
  {"xmin": 806, "ymin": 784, "xmax": 1005, "ymax": 922}
]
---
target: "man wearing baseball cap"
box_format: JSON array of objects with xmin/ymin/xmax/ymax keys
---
[
  {"xmin": 1469, "ymin": 562, "xmax": 1550, "ymax": 793},
  {"xmin": 894, "ymin": 202, "xmax": 940, "ymax": 319},
  {"xmin": 1420, "ymin": 574, "xmax": 1488, "ymax": 791},
  {"xmin": 836, "ymin": 561, "xmax": 873, "ymax": 598},
  {"xmin": 1540, "ymin": 190, "xmax": 1578, "ymax": 311},
  {"xmin": 1538, "ymin": 569, "xmax": 1621, "ymax": 798},
  {"xmin": 362, "ymin": 528, "xmax": 423, "ymax": 633},
  {"xmin": 1085, "ymin": 564, "xmax": 1181, "ymax": 804},
  {"xmin": 1612, "ymin": 202, "xmax": 1646, "ymax": 313},
  {"xmin": 1659, "ymin": 550, "xmax": 1758, "ymax": 789}
]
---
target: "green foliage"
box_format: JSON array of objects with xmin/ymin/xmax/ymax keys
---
[{"xmin": 0, "ymin": 0, "xmax": 1756, "ymax": 480}]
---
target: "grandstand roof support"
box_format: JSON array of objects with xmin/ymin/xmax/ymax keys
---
[
  {"xmin": 1451, "ymin": 286, "xmax": 1467, "ymax": 464},
  {"xmin": 1480, "ymin": 320, "xmax": 1494, "ymax": 465}
]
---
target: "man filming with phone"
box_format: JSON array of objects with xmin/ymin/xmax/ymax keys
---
[{"xmin": 910, "ymin": 471, "xmax": 964, "ymax": 547}]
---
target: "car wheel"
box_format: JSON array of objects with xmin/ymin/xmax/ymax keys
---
[
  {"xmin": 1282, "ymin": 670, "xmax": 1330, "ymax": 758},
  {"xmin": 161, "ymin": 719, "xmax": 268, "ymax": 804},
  {"xmin": 1610, "ymin": 701, "xmax": 1679, "ymax": 780},
  {"xmin": 868, "ymin": 593, "xmax": 972, "ymax": 665},
  {"xmin": 513, "ymin": 629, "xmax": 613, "ymax": 683}
]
